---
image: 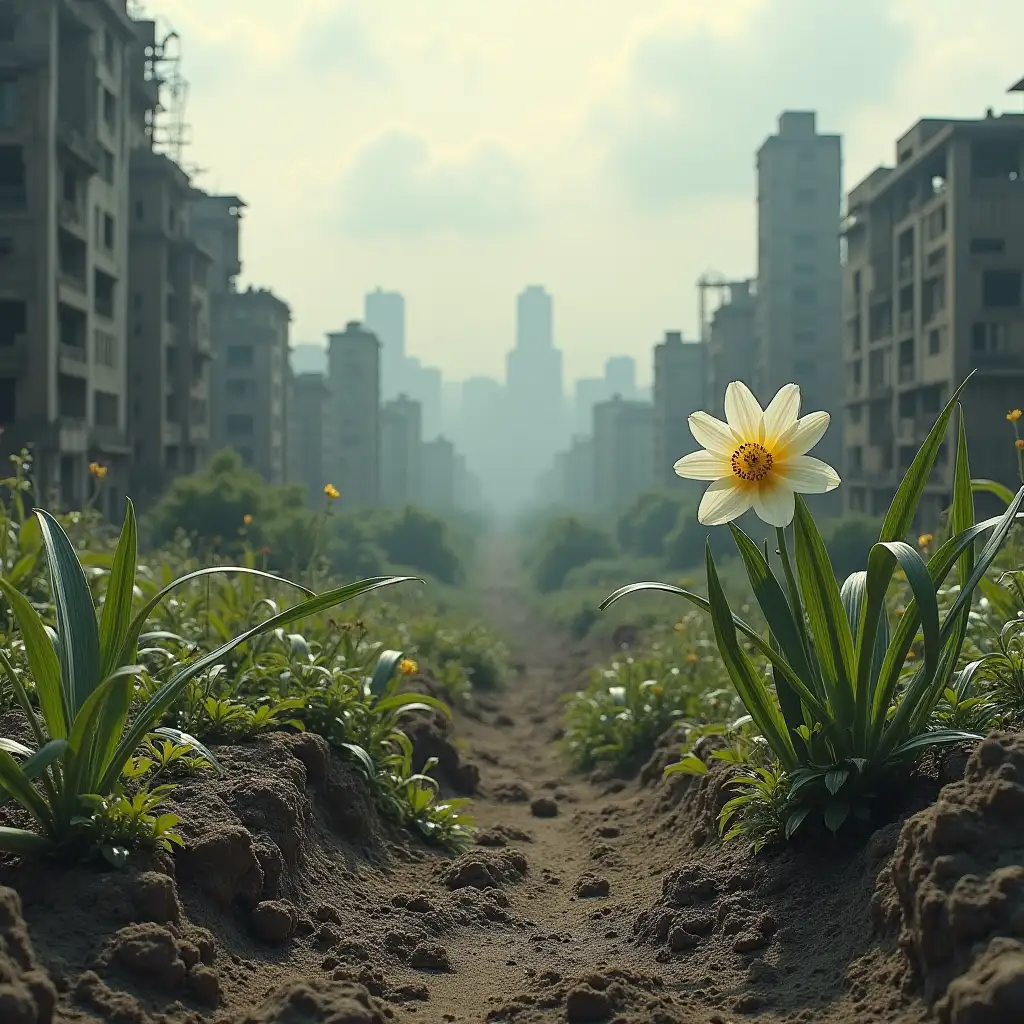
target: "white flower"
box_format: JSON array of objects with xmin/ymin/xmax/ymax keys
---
[{"xmin": 673, "ymin": 381, "xmax": 840, "ymax": 528}]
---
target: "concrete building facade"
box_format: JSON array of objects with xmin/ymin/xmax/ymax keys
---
[
  {"xmin": 0, "ymin": 0, "xmax": 138, "ymax": 514},
  {"xmin": 326, "ymin": 321, "xmax": 380, "ymax": 506},
  {"xmin": 706, "ymin": 281, "xmax": 757, "ymax": 417},
  {"xmin": 842, "ymin": 112, "xmax": 1024, "ymax": 525},
  {"xmin": 593, "ymin": 396, "xmax": 653, "ymax": 515},
  {"xmin": 363, "ymin": 287, "xmax": 404, "ymax": 400},
  {"xmin": 288, "ymin": 371, "xmax": 329, "ymax": 506},
  {"xmin": 420, "ymin": 436, "xmax": 455, "ymax": 512},
  {"xmin": 653, "ymin": 331, "xmax": 703, "ymax": 488},
  {"xmin": 757, "ymin": 111, "xmax": 843, "ymax": 481},
  {"xmin": 380, "ymin": 393, "xmax": 422, "ymax": 509}
]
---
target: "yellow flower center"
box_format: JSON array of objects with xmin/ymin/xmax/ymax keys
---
[{"xmin": 730, "ymin": 442, "xmax": 774, "ymax": 483}]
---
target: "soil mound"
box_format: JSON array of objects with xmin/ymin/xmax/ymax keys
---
[{"xmin": 875, "ymin": 732, "xmax": 1024, "ymax": 1022}]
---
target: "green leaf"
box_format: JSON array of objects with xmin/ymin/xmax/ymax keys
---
[
  {"xmin": 153, "ymin": 727, "xmax": 223, "ymax": 774},
  {"xmin": 785, "ymin": 806, "xmax": 810, "ymax": 839},
  {"xmin": 21, "ymin": 739, "xmax": 67, "ymax": 781},
  {"xmin": 98, "ymin": 499, "xmax": 138, "ymax": 680},
  {"xmin": 950, "ymin": 411, "xmax": 975, "ymax": 590},
  {"xmin": 369, "ymin": 650, "xmax": 405, "ymax": 699},
  {"xmin": 34, "ymin": 509, "xmax": 101, "ymax": 718},
  {"xmin": 704, "ymin": 543, "xmax": 798, "ymax": 771},
  {"xmin": 880, "ymin": 374, "xmax": 972, "ymax": 543},
  {"xmin": 665, "ymin": 754, "xmax": 709, "ymax": 776},
  {"xmin": 970, "ymin": 478, "xmax": 1017, "ymax": 506},
  {"xmin": 100, "ymin": 575, "xmax": 420, "ymax": 793},
  {"xmin": 823, "ymin": 799, "xmax": 850, "ymax": 833},
  {"xmin": 0, "ymin": 738, "xmax": 33, "ymax": 758},
  {"xmin": 0, "ymin": 826, "xmax": 54, "ymax": 855},
  {"xmin": 373, "ymin": 693, "xmax": 451, "ymax": 718},
  {"xmin": 63, "ymin": 670, "xmax": 135, "ymax": 798},
  {"xmin": 0, "ymin": 578, "xmax": 68, "ymax": 739},
  {"xmin": 793, "ymin": 498, "xmax": 856, "ymax": 735},
  {"xmin": 341, "ymin": 742, "xmax": 376, "ymax": 777},
  {"xmin": 0, "ymin": 748, "xmax": 55, "ymax": 831},
  {"xmin": 887, "ymin": 728, "xmax": 980, "ymax": 760},
  {"xmin": 824, "ymin": 768, "xmax": 849, "ymax": 795}
]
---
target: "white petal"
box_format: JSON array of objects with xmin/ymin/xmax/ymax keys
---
[
  {"xmin": 776, "ymin": 455, "xmax": 841, "ymax": 493},
  {"xmin": 688, "ymin": 412, "xmax": 739, "ymax": 455},
  {"xmin": 775, "ymin": 411, "xmax": 830, "ymax": 458},
  {"xmin": 673, "ymin": 450, "xmax": 730, "ymax": 481},
  {"xmin": 753, "ymin": 480, "xmax": 796, "ymax": 527},
  {"xmin": 724, "ymin": 381, "xmax": 764, "ymax": 440},
  {"xmin": 763, "ymin": 384, "xmax": 801, "ymax": 444},
  {"xmin": 698, "ymin": 478, "xmax": 754, "ymax": 526}
]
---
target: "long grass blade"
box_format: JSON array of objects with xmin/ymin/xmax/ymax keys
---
[
  {"xmin": 0, "ymin": 749, "xmax": 55, "ymax": 831},
  {"xmin": 98, "ymin": 499, "xmax": 138, "ymax": 679},
  {"xmin": 950, "ymin": 411, "xmax": 975, "ymax": 589}
]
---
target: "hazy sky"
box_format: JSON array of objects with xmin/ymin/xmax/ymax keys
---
[{"xmin": 150, "ymin": 0, "xmax": 1023, "ymax": 385}]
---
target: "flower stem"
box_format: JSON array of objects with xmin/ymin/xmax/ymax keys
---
[{"xmin": 776, "ymin": 526, "xmax": 809, "ymax": 653}]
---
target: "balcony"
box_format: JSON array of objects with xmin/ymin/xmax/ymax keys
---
[
  {"xmin": 58, "ymin": 199, "xmax": 87, "ymax": 235},
  {"xmin": 897, "ymin": 310, "xmax": 914, "ymax": 334},
  {"xmin": 56, "ymin": 120, "xmax": 102, "ymax": 175},
  {"xmin": 90, "ymin": 425, "xmax": 131, "ymax": 454},
  {"xmin": 58, "ymin": 342, "xmax": 88, "ymax": 375},
  {"xmin": 897, "ymin": 256, "xmax": 915, "ymax": 284}
]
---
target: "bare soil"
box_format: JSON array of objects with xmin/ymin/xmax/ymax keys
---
[{"xmin": 2, "ymin": 553, "xmax": 1024, "ymax": 1023}]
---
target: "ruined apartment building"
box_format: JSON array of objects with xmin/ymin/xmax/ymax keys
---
[
  {"xmin": 0, "ymin": 0, "xmax": 137, "ymax": 513},
  {"xmin": 326, "ymin": 321, "xmax": 380, "ymax": 506},
  {"xmin": 756, "ymin": 111, "xmax": 843, "ymax": 489},
  {"xmin": 127, "ymin": 19, "xmax": 212, "ymax": 503},
  {"xmin": 192, "ymin": 194, "xmax": 290, "ymax": 487},
  {"xmin": 842, "ymin": 111, "xmax": 1024, "ymax": 525},
  {"xmin": 593, "ymin": 395, "xmax": 653, "ymax": 515}
]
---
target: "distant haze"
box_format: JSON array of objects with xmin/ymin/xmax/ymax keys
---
[{"xmin": 159, "ymin": 0, "xmax": 1023, "ymax": 384}]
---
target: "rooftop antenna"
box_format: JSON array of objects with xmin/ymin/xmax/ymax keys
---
[{"xmin": 150, "ymin": 25, "xmax": 193, "ymax": 166}]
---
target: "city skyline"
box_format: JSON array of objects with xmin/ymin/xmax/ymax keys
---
[{"xmin": 149, "ymin": 0, "xmax": 1022, "ymax": 382}]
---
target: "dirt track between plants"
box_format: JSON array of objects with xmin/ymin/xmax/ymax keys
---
[{"xmin": 2, "ymin": 545, "xmax": 1023, "ymax": 1022}]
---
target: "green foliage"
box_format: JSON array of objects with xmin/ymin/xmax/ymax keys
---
[
  {"xmin": 604, "ymin": 376, "xmax": 1024, "ymax": 847},
  {"xmin": 526, "ymin": 517, "xmax": 617, "ymax": 593},
  {"xmin": 617, "ymin": 492, "xmax": 691, "ymax": 558},
  {"xmin": 374, "ymin": 507, "xmax": 464, "ymax": 585},
  {"xmin": 0, "ymin": 498, "xmax": 417, "ymax": 859}
]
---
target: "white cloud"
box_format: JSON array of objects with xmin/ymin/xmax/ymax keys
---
[{"xmin": 338, "ymin": 131, "xmax": 533, "ymax": 237}]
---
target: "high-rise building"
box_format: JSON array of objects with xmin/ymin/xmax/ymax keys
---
[
  {"xmin": 573, "ymin": 377, "xmax": 609, "ymax": 435},
  {"xmin": 757, "ymin": 111, "xmax": 843, "ymax": 483},
  {"xmin": 504, "ymin": 285, "xmax": 564, "ymax": 506},
  {"xmin": 653, "ymin": 331, "xmax": 703, "ymax": 488},
  {"xmin": 0, "ymin": 0, "xmax": 138, "ymax": 514},
  {"xmin": 842, "ymin": 111, "xmax": 1024, "ymax": 525},
  {"xmin": 605, "ymin": 356, "xmax": 637, "ymax": 400},
  {"xmin": 326, "ymin": 321, "xmax": 380, "ymax": 505},
  {"xmin": 288, "ymin": 372, "xmax": 329, "ymax": 506},
  {"xmin": 592, "ymin": 396, "xmax": 653, "ymax": 514},
  {"xmin": 380, "ymin": 394, "xmax": 422, "ymax": 509},
  {"xmin": 420, "ymin": 436, "xmax": 456, "ymax": 511},
  {"xmin": 364, "ymin": 288, "xmax": 405, "ymax": 399},
  {"xmin": 126, "ymin": 22, "xmax": 212, "ymax": 502},
  {"xmin": 706, "ymin": 281, "xmax": 757, "ymax": 418},
  {"xmin": 194, "ymin": 194, "xmax": 290, "ymax": 485}
]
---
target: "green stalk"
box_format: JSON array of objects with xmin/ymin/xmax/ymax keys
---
[{"xmin": 776, "ymin": 526, "xmax": 811, "ymax": 664}]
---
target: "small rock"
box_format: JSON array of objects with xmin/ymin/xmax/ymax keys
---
[
  {"xmin": 391, "ymin": 982, "xmax": 431, "ymax": 1002},
  {"xmin": 131, "ymin": 872, "xmax": 180, "ymax": 924},
  {"xmin": 668, "ymin": 926, "xmax": 701, "ymax": 952},
  {"xmin": 596, "ymin": 825, "xmax": 620, "ymax": 838},
  {"xmin": 409, "ymin": 943, "xmax": 452, "ymax": 972},
  {"xmin": 565, "ymin": 984, "xmax": 612, "ymax": 1022},
  {"xmin": 531, "ymin": 797, "xmax": 559, "ymax": 818},
  {"xmin": 575, "ymin": 873, "xmax": 610, "ymax": 899},
  {"xmin": 733, "ymin": 929, "xmax": 770, "ymax": 954},
  {"xmin": 249, "ymin": 900, "xmax": 296, "ymax": 944},
  {"xmin": 187, "ymin": 965, "xmax": 221, "ymax": 1007}
]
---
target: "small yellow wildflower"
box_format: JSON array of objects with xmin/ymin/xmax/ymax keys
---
[
  {"xmin": 649, "ymin": 684, "xmax": 664, "ymax": 696},
  {"xmin": 905, "ymin": 649, "xmax": 917, "ymax": 661},
  {"xmin": 243, "ymin": 513, "xmax": 253, "ymax": 526},
  {"xmin": 1008, "ymin": 409, "xmax": 1023, "ymax": 422},
  {"xmin": 685, "ymin": 652, "xmax": 699, "ymax": 665},
  {"xmin": 917, "ymin": 533, "xmax": 934, "ymax": 548},
  {"xmin": 398, "ymin": 658, "xmax": 418, "ymax": 676},
  {"xmin": 88, "ymin": 462, "xmax": 108, "ymax": 480},
  {"xmin": 1015, "ymin": 439, "xmax": 1024, "ymax": 451},
  {"xmin": 324, "ymin": 483, "xmax": 341, "ymax": 501}
]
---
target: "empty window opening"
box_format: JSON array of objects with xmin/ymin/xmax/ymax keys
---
[
  {"xmin": 0, "ymin": 145, "xmax": 27, "ymax": 209},
  {"xmin": 0, "ymin": 299, "xmax": 27, "ymax": 347},
  {"xmin": 971, "ymin": 237, "xmax": 1006, "ymax": 255},
  {"xmin": 972, "ymin": 140, "xmax": 1020, "ymax": 181},
  {"xmin": 983, "ymin": 269, "xmax": 1023, "ymax": 308},
  {"xmin": 94, "ymin": 270, "xmax": 116, "ymax": 319}
]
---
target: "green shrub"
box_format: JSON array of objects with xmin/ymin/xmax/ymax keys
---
[
  {"xmin": 527, "ymin": 517, "xmax": 617, "ymax": 593},
  {"xmin": 617, "ymin": 492, "xmax": 691, "ymax": 558},
  {"xmin": 375, "ymin": 507, "xmax": 464, "ymax": 585}
]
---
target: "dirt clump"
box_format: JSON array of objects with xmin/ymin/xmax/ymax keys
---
[
  {"xmin": 876, "ymin": 732, "xmax": 1024, "ymax": 1014},
  {"xmin": 0, "ymin": 887, "xmax": 56, "ymax": 1024},
  {"xmin": 229, "ymin": 978, "xmax": 388, "ymax": 1023},
  {"xmin": 434, "ymin": 848, "xmax": 529, "ymax": 890}
]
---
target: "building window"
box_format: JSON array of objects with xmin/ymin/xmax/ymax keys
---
[
  {"xmin": 94, "ymin": 390, "xmax": 118, "ymax": 427},
  {"xmin": 849, "ymin": 404, "xmax": 863, "ymax": 425},
  {"xmin": 795, "ymin": 329, "xmax": 815, "ymax": 346},
  {"xmin": 971, "ymin": 237, "xmax": 1005, "ymax": 255},
  {"xmin": 0, "ymin": 77, "xmax": 16, "ymax": 129},
  {"xmin": 926, "ymin": 204, "xmax": 947, "ymax": 241},
  {"xmin": 134, "ymin": 199, "xmax": 144, "ymax": 222},
  {"xmin": 847, "ymin": 446, "xmax": 863, "ymax": 473},
  {"xmin": 103, "ymin": 213, "xmax": 114, "ymax": 251},
  {"xmin": 102, "ymin": 30, "xmax": 115, "ymax": 69},
  {"xmin": 928, "ymin": 328, "xmax": 943, "ymax": 355},
  {"xmin": 226, "ymin": 414, "xmax": 254, "ymax": 436},
  {"xmin": 226, "ymin": 378, "xmax": 252, "ymax": 397},
  {"xmin": 94, "ymin": 270, "xmax": 116, "ymax": 319},
  {"xmin": 793, "ymin": 286, "xmax": 817, "ymax": 305},
  {"xmin": 227, "ymin": 345, "xmax": 254, "ymax": 368},
  {"xmin": 0, "ymin": 7, "xmax": 15, "ymax": 42},
  {"xmin": 166, "ymin": 293, "xmax": 178, "ymax": 322},
  {"xmin": 0, "ymin": 299, "xmax": 27, "ymax": 347},
  {"xmin": 972, "ymin": 140, "xmax": 1020, "ymax": 181},
  {"xmin": 166, "ymin": 395, "xmax": 178, "ymax": 422},
  {"xmin": 794, "ymin": 187, "xmax": 816, "ymax": 204},
  {"xmin": 0, "ymin": 235, "xmax": 11, "ymax": 257},
  {"xmin": 0, "ymin": 144, "xmax": 27, "ymax": 209},
  {"xmin": 100, "ymin": 147, "xmax": 114, "ymax": 184},
  {"xmin": 101, "ymin": 87, "xmax": 117, "ymax": 129},
  {"xmin": 982, "ymin": 269, "xmax": 1022, "ymax": 308},
  {"xmin": 95, "ymin": 329, "xmax": 116, "ymax": 366}
]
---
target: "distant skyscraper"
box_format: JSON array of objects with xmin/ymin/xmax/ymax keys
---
[
  {"xmin": 654, "ymin": 331, "xmax": 703, "ymax": 489},
  {"xmin": 326, "ymin": 322, "xmax": 380, "ymax": 505},
  {"xmin": 504, "ymin": 286, "xmax": 564, "ymax": 508},
  {"xmin": 380, "ymin": 394, "xmax": 422, "ymax": 509},
  {"xmin": 574, "ymin": 377, "xmax": 609, "ymax": 435},
  {"xmin": 364, "ymin": 288, "xmax": 405, "ymax": 399},
  {"xmin": 605, "ymin": 356, "xmax": 637, "ymax": 400},
  {"xmin": 516, "ymin": 285, "xmax": 553, "ymax": 352},
  {"xmin": 756, "ymin": 111, "xmax": 843, "ymax": 487},
  {"xmin": 593, "ymin": 397, "xmax": 654, "ymax": 514},
  {"xmin": 706, "ymin": 281, "xmax": 757, "ymax": 418},
  {"xmin": 289, "ymin": 373, "xmax": 330, "ymax": 506}
]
